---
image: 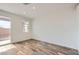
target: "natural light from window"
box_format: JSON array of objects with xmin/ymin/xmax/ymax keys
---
[
  {"xmin": 0, "ymin": 19, "xmax": 11, "ymax": 46},
  {"xmin": 24, "ymin": 21, "xmax": 29, "ymax": 32},
  {"xmin": 0, "ymin": 20, "xmax": 11, "ymax": 29}
]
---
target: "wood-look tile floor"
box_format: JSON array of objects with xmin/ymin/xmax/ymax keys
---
[{"xmin": 0, "ymin": 39, "xmax": 79, "ymax": 55}]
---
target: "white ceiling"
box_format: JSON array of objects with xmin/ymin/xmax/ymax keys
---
[{"xmin": 0, "ymin": 3, "xmax": 77, "ymax": 18}]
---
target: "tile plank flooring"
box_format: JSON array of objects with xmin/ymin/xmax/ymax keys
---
[{"xmin": 0, "ymin": 39, "xmax": 79, "ymax": 55}]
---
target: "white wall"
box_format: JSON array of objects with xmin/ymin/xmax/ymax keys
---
[
  {"xmin": 0, "ymin": 10, "xmax": 32, "ymax": 43},
  {"xmin": 76, "ymin": 5, "xmax": 79, "ymax": 50},
  {"xmin": 32, "ymin": 4, "xmax": 78, "ymax": 49}
]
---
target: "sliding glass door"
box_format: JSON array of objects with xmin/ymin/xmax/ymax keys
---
[{"xmin": 0, "ymin": 18, "xmax": 11, "ymax": 45}]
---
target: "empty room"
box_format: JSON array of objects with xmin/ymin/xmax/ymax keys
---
[{"xmin": 0, "ymin": 3, "xmax": 79, "ymax": 55}]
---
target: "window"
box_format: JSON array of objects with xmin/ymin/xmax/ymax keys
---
[
  {"xmin": 0, "ymin": 20, "xmax": 11, "ymax": 29},
  {"xmin": 23, "ymin": 21, "xmax": 29, "ymax": 32}
]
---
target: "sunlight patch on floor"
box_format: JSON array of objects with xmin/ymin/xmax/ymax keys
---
[
  {"xmin": 0, "ymin": 44, "xmax": 15, "ymax": 53},
  {"xmin": 0, "ymin": 40, "xmax": 11, "ymax": 45}
]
